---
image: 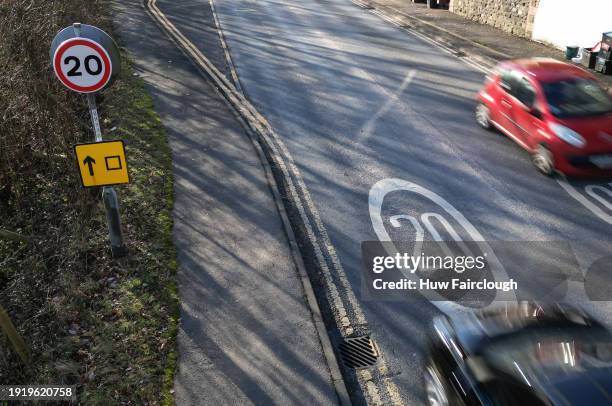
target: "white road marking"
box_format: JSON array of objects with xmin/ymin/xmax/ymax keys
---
[
  {"xmin": 422, "ymin": 213, "xmax": 462, "ymax": 242},
  {"xmin": 390, "ymin": 214, "xmax": 423, "ymax": 236},
  {"xmin": 421, "ymin": 213, "xmax": 477, "ymax": 261},
  {"xmin": 208, "ymin": 0, "xmax": 244, "ymax": 93},
  {"xmin": 369, "ymin": 178, "xmax": 516, "ymax": 315},
  {"xmin": 351, "ymin": 0, "xmax": 492, "ymax": 74},
  {"xmin": 357, "ymin": 70, "xmax": 417, "ymax": 142},
  {"xmin": 390, "ymin": 214, "xmax": 425, "ymax": 262},
  {"xmin": 556, "ymin": 176, "xmax": 612, "ymax": 225},
  {"xmin": 585, "ymin": 185, "xmax": 612, "ymax": 211}
]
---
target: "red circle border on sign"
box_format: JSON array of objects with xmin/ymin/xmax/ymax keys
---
[{"xmin": 53, "ymin": 38, "xmax": 112, "ymax": 93}]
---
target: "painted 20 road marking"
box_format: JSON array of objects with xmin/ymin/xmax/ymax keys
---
[
  {"xmin": 557, "ymin": 178, "xmax": 612, "ymax": 225},
  {"xmin": 367, "ymin": 177, "xmax": 612, "ymax": 313},
  {"xmin": 368, "ymin": 178, "xmax": 516, "ymax": 312}
]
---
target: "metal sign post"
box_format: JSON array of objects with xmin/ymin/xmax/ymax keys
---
[
  {"xmin": 86, "ymin": 93, "xmax": 103, "ymax": 143},
  {"xmin": 51, "ymin": 23, "xmax": 127, "ymax": 257},
  {"xmin": 87, "ymin": 93, "xmax": 126, "ymax": 257}
]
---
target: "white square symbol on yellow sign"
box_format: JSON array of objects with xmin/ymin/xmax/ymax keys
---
[{"xmin": 74, "ymin": 140, "xmax": 130, "ymax": 187}]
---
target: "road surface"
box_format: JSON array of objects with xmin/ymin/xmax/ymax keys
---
[{"xmin": 168, "ymin": 0, "xmax": 612, "ymax": 403}]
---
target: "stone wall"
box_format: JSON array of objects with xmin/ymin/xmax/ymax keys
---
[{"xmin": 449, "ymin": 0, "xmax": 540, "ymax": 38}]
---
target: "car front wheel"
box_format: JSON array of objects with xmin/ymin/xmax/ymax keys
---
[
  {"xmin": 425, "ymin": 364, "xmax": 450, "ymax": 406},
  {"xmin": 475, "ymin": 103, "xmax": 492, "ymax": 130},
  {"xmin": 532, "ymin": 145, "xmax": 555, "ymax": 176}
]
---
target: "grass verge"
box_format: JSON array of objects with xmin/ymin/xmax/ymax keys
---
[{"xmin": 0, "ymin": 1, "xmax": 178, "ymax": 404}]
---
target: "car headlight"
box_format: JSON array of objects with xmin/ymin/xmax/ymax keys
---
[{"xmin": 549, "ymin": 123, "xmax": 586, "ymax": 148}]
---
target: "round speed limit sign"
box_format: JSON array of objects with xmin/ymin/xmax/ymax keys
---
[
  {"xmin": 54, "ymin": 38, "xmax": 112, "ymax": 93},
  {"xmin": 51, "ymin": 24, "xmax": 120, "ymax": 94}
]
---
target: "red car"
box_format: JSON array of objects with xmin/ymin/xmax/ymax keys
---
[{"xmin": 476, "ymin": 58, "xmax": 612, "ymax": 176}]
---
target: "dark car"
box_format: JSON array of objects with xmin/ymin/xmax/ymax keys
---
[{"xmin": 424, "ymin": 303, "xmax": 612, "ymax": 405}]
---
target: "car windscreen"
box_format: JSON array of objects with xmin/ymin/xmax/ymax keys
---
[
  {"xmin": 542, "ymin": 79, "xmax": 612, "ymax": 118},
  {"xmin": 482, "ymin": 326, "xmax": 612, "ymax": 379}
]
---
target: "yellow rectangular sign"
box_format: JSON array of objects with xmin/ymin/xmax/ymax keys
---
[{"xmin": 74, "ymin": 140, "xmax": 130, "ymax": 187}]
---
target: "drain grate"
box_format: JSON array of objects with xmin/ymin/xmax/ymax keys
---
[{"xmin": 338, "ymin": 336, "xmax": 379, "ymax": 369}]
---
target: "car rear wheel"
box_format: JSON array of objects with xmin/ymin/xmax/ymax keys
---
[
  {"xmin": 532, "ymin": 145, "xmax": 555, "ymax": 176},
  {"xmin": 475, "ymin": 103, "xmax": 492, "ymax": 130},
  {"xmin": 425, "ymin": 364, "xmax": 450, "ymax": 406}
]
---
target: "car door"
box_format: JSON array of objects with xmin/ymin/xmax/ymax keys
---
[
  {"xmin": 496, "ymin": 70, "xmax": 522, "ymax": 143},
  {"xmin": 511, "ymin": 76, "xmax": 545, "ymax": 151}
]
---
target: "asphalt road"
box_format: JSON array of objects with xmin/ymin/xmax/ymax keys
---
[
  {"xmin": 115, "ymin": 1, "xmax": 342, "ymax": 403},
  {"xmin": 170, "ymin": 0, "xmax": 612, "ymax": 403}
]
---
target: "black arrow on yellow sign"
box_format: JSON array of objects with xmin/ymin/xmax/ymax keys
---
[
  {"xmin": 74, "ymin": 140, "xmax": 129, "ymax": 187},
  {"xmin": 83, "ymin": 156, "xmax": 96, "ymax": 176}
]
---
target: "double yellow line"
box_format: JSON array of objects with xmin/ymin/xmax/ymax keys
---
[{"xmin": 142, "ymin": 2, "xmax": 403, "ymax": 404}]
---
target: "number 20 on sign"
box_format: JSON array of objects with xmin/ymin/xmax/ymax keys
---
[
  {"xmin": 54, "ymin": 38, "xmax": 111, "ymax": 93},
  {"xmin": 50, "ymin": 24, "xmax": 120, "ymax": 93}
]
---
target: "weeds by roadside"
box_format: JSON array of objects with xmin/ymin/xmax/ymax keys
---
[{"xmin": 0, "ymin": 1, "xmax": 177, "ymax": 404}]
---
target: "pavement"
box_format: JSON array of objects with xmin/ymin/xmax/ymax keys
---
[
  {"xmin": 360, "ymin": 0, "xmax": 612, "ymax": 88},
  {"xmin": 207, "ymin": 0, "xmax": 612, "ymax": 404},
  {"xmin": 112, "ymin": 1, "xmax": 341, "ymax": 404}
]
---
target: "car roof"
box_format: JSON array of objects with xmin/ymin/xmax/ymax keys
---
[
  {"xmin": 444, "ymin": 303, "xmax": 604, "ymax": 353},
  {"xmin": 500, "ymin": 58, "xmax": 595, "ymax": 82}
]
